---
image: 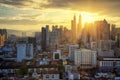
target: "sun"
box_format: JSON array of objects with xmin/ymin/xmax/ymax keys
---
[{"xmin": 81, "ymin": 12, "xmax": 96, "ymax": 24}]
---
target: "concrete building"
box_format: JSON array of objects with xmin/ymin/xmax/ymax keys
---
[
  {"xmin": 42, "ymin": 71, "xmax": 59, "ymax": 80},
  {"xmin": 71, "ymin": 15, "xmax": 77, "ymax": 43},
  {"xmin": 77, "ymin": 14, "xmax": 82, "ymax": 40},
  {"xmin": 74, "ymin": 48, "xmax": 97, "ymax": 69},
  {"xmin": 50, "ymin": 25, "xmax": 59, "ymax": 52},
  {"xmin": 0, "ymin": 29, "xmax": 7, "ymax": 47},
  {"xmin": 0, "ymin": 34, "xmax": 5, "ymax": 47},
  {"xmin": 99, "ymin": 58, "xmax": 120, "ymax": 72},
  {"xmin": 35, "ymin": 32, "xmax": 41, "ymax": 44},
  {"xmin": 16, "ymin": 43, "xmax": 33, "ymax": 62},
  {"xmin": 97, "ymin": 40, "xmax": 114, "ymax": 57},
  {"xmin": 69, "ymin": 44, "xmax": 79, "ymax": 61},
  {"xmin": 53, "ymin": 50, "xmax": 61, "ymax": 60},
  {"xmin": 41, "ymin": 25, "xmax": 50, "ymax": 52}
]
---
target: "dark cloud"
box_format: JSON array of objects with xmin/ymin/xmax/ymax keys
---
[
  {"xmin": 0, "ymin": 0, "xmax": 34, "ymax": 8},
  {"xmin": 0, "ymin": 0, "xmax": 120, "ymax": 13},
  {"xmin": 0, "ymin": 0, "xmax": 120, "ymax": 16},
  {"xmin": 43, "ymin": 0, "xmax": 120, "ymax": 15}
]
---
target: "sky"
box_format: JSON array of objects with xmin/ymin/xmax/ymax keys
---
[{"xmin": 0, "ymin": 0, "xmax": 120, "ymax": 31}]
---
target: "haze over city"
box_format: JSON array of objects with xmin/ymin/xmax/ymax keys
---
[
  {"xmin": 1, "ymin": 0, "xmax": 120, "ymax": 80},
  {"xmin": 0, "ymin": 0, "xmax": 120, "ymax": 30}
]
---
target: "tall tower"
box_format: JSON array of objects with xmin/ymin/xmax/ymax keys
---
[
  {"xmin": 41, "ymin": 27, "xmax": 46, "ymax": 51},
  {"xmin": 77, "ymin": 14, "xmax": 82, "ymax": 40},
  {"xmin": 71, "ymin": 15, "xmax": 77, "ymax": 43}
]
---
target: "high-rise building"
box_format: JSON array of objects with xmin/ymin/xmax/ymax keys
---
[
  {"xmin": 69, "ymin": 44, "xmax": 79, "ymax": 61},
  {"xmin": 71, "ymin": 15, "xmax": 77, "ymax": 43},
  {"xmin": 16, "ymin": 42, "xmax": 33, "ymax": 62},
  {"xmin": 41, "ymin": 25, "xmax": 50, "ymax": 52},
  {"xmin": 0, "ymin": 29, "xmax": 7, "ymax": 47},
  {"xmin": 46, "ymin": 25, "xmax": 50, "ymax": 48},
  {"xmin": 95, "ymin": 19, "xmax": 110, "ymax": 44},
  {"xmin": 50, "ymin": 25, "xmax": 60, "ymax": 52},
  {"xmin": 27, "ymin": 37, "xmax": 36, "ymax": 47},
  {"xmin": 35, "ymin": 32, "xmax": 41, "ymax": 44},
  {"xmin": 77, "ymin": 14, "xmax": 82, "ymax": 39},
  {"xmin": 41, "ymin": 27, "xmax": 46, "ymax": 51}
]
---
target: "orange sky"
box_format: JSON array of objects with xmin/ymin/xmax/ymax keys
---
[{"xmin": 0, "ymin": 0, "xmax": 120, "ymax": 31}]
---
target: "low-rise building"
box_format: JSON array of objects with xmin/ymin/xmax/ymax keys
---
[
  {"xmin": 98, "ymin": 58, "xmax": 120, "ymax": 72},
  {"xmin": 42, "ymin": 70, "xmax": 59, "ymax": 80},
  {"xmin": 74, "ymin": 48, "xmax": 97, "ymax": 69}
]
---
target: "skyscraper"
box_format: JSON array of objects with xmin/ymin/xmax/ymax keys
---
[
  {"xmin": 41, "ymin": 25, "xmax": 50, "ymax": 52},
  {"xmin": 71, "ymin": 15, "xmax": 77, "ymax": 43},
  {"xmin": 41, "ymin": 27, "xmax": 46, "ymax": 51},
  {"xmin": 0, "ymin": 29, "xmax": 7, "ymax": 47},
  {"xmin": 77, "ymin": 14, "xmax": 82, "ymax": 40}
]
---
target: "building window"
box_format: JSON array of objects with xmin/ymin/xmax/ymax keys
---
[
  {"xmin": 46, "ymin": 75, "xmax": 49, "ymax": 78},
  {"xmin": 52, "ymin": 75, "xmax": 54, "ymax": 78}
]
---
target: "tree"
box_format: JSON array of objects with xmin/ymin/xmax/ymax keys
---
[{"xmin": 16, "ymin": 66, "xmax": 28, "ymax": 77}]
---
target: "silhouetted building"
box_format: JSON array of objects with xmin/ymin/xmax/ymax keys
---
[
  {"xmin": 77, "ymin": 14, "xmax": 82, "ymax": 39},
  {"xmin": 71, "ymin": 15, "xmax": 77, "ymax": 43},
  {"xmin": 41, "ymin": 25, "xmax": 50, "ymax": 52},
  {"xmin": 35, "ymin": 32, "xmax": 41, "ymax": 44},
  {"xmin": 0, "ymin": 29, "xmax": 7, "ymax": 47},
  {"xmin": 27, "ymin": 37, "xmax": 36, "ymax": 47},
  {"xmin": 41, "ymin": 27, "xmax": 46, "ymax": 51}
]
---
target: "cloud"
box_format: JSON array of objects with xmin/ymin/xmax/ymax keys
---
[
  {"xmin": 0, "ymin": 0, "xmax": 120, "ymax": 16},
  {"xmin": 0, "ymin": 19, "xmax": 39, "ymax": 25},
  {"xmin": 0, "ymin": 0, "xmax": 120, "ymax": 27},
  {"xmin": 0, "ymin": 0, "xmax": 34, "ymax": 8},
  {"xmin": 0, "ymin": 16, "xmax": 61, "ymax": 25},
  {"xmin": 42, "ymin": 0, "xmax": 120, "ymax": 16}
]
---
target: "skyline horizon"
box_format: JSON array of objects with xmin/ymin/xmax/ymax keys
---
[{"xmin": 0, "ymin": 16, "xmax": 119, "ymax": 31}]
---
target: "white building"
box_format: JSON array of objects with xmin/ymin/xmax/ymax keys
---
[
  {"xmin": 53, "ymin": 50, "xmax": 61, "ymax": 60},
  {"xmin": 16, "ymin": 43, "xmax": 33, "ymax": 62},
  {"xmin": 43, "ymin": 71, "xmax": 59, "ymax": 80},
  {"xmin": 74, "ymin": 48, "xmax": 97, "ymax": 69},
  {"xmin": 69, "ymin": 44, "xmax": 79, "ymax": 61},
  {"xmin": 99, "ymin": 58, "xmax": 120, "ymax": 72}
]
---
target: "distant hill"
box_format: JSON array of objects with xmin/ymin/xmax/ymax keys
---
[{"xmin": 7, "ymin": 29, "xmax": 35, "ymax": 37}]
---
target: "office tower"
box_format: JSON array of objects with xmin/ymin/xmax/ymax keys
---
[
  {"xmin": 41, "ymin": 25, "xmax": 50, "ymax": 52},
  {"xmin": 35, "ymin": 32, "xmax": 41, "ymax": 44},
  {"xmin": 95, "ymin": 19, "xmax": 110, "ymax": 41},
  {"xmin": 111, "ymin": 24, "xmax": 116, "ymax": 40},
  {"xmin": 41, "ymin": 27, "xmax": 46, "ymax": 51},
  {"xmin": 0, "ymin": 29, "xmax": 7, "ymax": 47},
  {"xmin": 77, "ymin": 14, "xmax": 82, "ymax": 39},
  {"xmin": 117, "ymin": 33, "xmax": 120, "ymax": 48},
  {"xmin": 27, "ymin": 37, "xmax": 36, "ymax": 47},
  {"xmin": 46, "ymin": 25, "xmax": 50, "ymax": 48},
  {"xmin": 69, "ymin": 44, "xmax": 79, "ymax": 61},
  {"xmin": 17, "ymin": 42, "xmax": 33, "ymax": 62},
  {"xmin": 94, "ymin": 19, "xmax": 110, "ymax": 49},
  {"xmin": 71, "ymin": 15, "xmax": 77, "ymax": 43},
  {"xmin": 50, "ymin": 25, "xmax": 59, "ymax": 52}
]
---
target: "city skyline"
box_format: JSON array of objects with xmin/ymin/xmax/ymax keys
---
[{"xmin": 0, "ymin": 0, "xmax": 120, "ymax": 30}]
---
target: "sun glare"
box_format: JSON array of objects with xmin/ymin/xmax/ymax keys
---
[{"xmin": 81, "ymin": 12, "xmax": 96, "ymax": 24}]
